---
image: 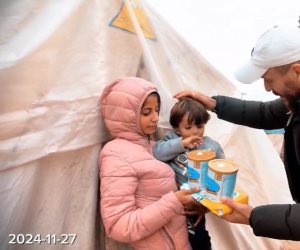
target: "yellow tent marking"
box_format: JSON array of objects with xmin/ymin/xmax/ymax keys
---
[{"xmin": 110, "ymin": 0, "xmax": 156, "ymax": 40}]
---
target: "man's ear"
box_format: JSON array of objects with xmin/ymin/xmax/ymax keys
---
[
  {"xmin": 289, "ymin": 62, "xmax": 300, "ymax": 81},
  {"xmin": 291, "ymin": 63, "xmax": 300, "ymax": 77}
]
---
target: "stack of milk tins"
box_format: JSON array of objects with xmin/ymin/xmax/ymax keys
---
[{"xmin": 183, "ymin": 150, "xmax": 247, "ymax": 216}]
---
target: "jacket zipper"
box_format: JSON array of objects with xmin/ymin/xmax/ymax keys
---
[{"xmin": 161, "ymin": 228, "xmax": 175, "ymax": 250}]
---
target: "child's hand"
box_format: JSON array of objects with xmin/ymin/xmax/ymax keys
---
[
  {"xmin": 182, "ymin": 136, "xmax": 203, "ymax": 149},
  {"xmin": 183, "ymin": 203, "xmax": 208, "ymax": 226},
  {"xmin": 175, "ymin": 188, "xmax": 200, "ymax": 207}
]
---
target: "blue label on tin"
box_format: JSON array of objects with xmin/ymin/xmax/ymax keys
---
[
  {"xmin": 222, "ymin": 173, "xmax": 237, "ymax": 197},
  {"xmin": 200, "ymin": 161, "xmax": 208, "ymax": 186},
  {"xmin": 206, "ymin": 176, "xmax": 220, "ymax": 192},
  {"xmin": 187, "ymin": 166, "xmax": 200, "ymax": 180}
]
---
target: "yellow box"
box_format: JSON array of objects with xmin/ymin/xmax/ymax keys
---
[{"xmin": 193, "ymin": 190, "xmax": 249, "ymax": 217}]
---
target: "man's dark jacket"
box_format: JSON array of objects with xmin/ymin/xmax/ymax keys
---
[{"xmin": 214, "ymin": 96, "xmax": 300, "ymax": 241}]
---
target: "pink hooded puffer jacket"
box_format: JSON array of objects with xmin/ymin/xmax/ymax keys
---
[{"xmin": 99, "ymin": 77, "xmax": 191, "ymax": 250}]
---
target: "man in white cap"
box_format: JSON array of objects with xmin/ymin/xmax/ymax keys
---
[{"xmin": 174, "ymin": 25, "xmax": 300, "ymax": 240}]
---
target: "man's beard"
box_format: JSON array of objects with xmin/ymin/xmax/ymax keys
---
[{"xmin": 280, "ymin": 96, "xmax": 297, "ymax": 112}]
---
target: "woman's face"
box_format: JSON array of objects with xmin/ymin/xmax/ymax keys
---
[{"xmin": 140, "ymin": 93, "xmax": 160, "ymax": 135}]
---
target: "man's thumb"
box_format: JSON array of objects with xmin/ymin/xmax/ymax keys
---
[{"xmin": 221, "ymin": 197, "xmax": 236, "ymax": 208}]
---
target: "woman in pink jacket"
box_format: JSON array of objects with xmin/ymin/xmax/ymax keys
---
[{"xmin": 100, "ymin": 77, "xmax": 198, "ymax": 250}]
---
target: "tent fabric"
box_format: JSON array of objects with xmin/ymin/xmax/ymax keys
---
[{"xmin": 1, "ymin": 0, "xmax": 300, "ymax": 249}]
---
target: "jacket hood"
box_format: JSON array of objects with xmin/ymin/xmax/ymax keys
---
[{"xmin": 100, "ymin": 77, "xmax": 158, "ymax": 139}]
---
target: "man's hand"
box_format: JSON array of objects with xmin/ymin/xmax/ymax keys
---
[
  {"xmin": 174, "ymin": 90, "xmax": 217, "ymax": 111},
  {"xmin": 221, "ymin": 197, "xmax": 253, "ymax": 225},
  {"xmin": 182, "ymin": 136, "xmax": 203, "ymax": 149}
]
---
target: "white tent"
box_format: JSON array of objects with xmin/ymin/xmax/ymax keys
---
[{"xmin": 1, "ymin": 1, "xmax": 299, "ymax": 249}]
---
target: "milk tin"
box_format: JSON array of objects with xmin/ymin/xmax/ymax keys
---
[
  {"xmin": 206, "ymin": 159, "xmax": 238, "ymax": 202},
  {"xmin": 187, "ymin": 150, "xmax": 216, "ymax": 189}
]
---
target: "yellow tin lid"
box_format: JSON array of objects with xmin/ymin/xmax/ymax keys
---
[
  {"xmin": 208, "ymin": 159, "xmax": 238, "ymax": 174},
  {"xmin": 187, "ymin": 150, "xmax": 216, "ymax": 162}
]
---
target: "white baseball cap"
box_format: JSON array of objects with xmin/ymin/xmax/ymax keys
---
[{"xmin": 234, "ymin": 25, "xmax": 300, "ymax": 84}]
